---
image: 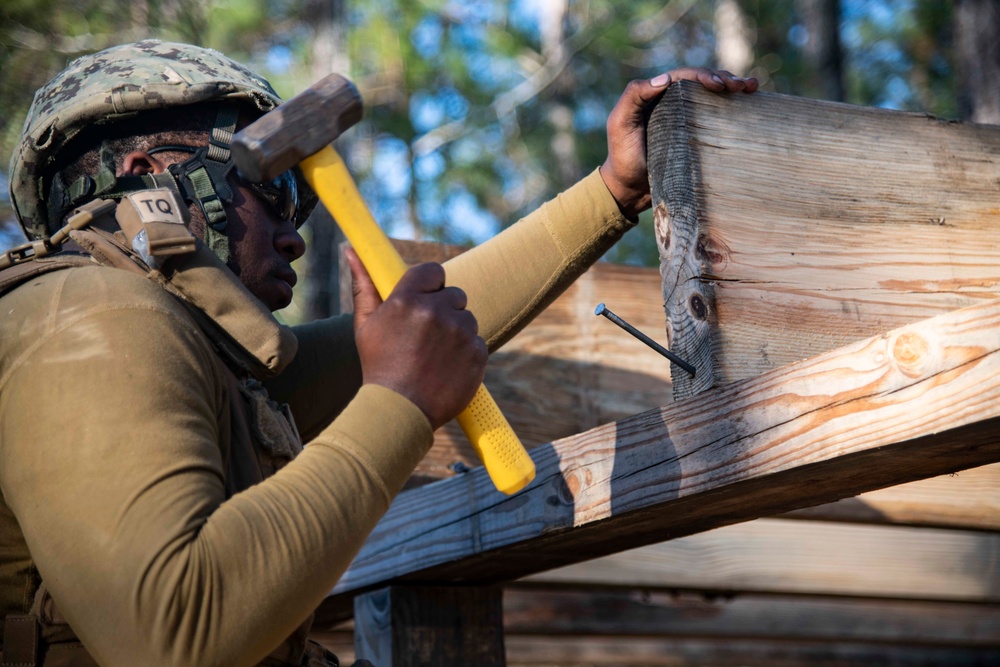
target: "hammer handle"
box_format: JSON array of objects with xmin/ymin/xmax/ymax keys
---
[{"xmin": 301, "ymin": 146, "xmax": 536, "ymax": 495}]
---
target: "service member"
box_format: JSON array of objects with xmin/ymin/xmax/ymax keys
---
[{"xmin": 0, "ymin": 40, "xmax": 755, "ymax": 666}]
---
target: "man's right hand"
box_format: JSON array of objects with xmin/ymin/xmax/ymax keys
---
[
  {"xmin": 347, "ymin": 249, "xmax": 487, "ymax": 430},
  {"xmin": 600, "ymin": 67, "xmax": 757, "ymax": 220}
]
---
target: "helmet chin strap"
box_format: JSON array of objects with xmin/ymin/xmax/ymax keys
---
[
  {"xmin": 49, "ymin": 106, "xmax": 240, "ymax": 263},
  {"xmin": 166, "ymin": 106, "xmax": 240, "ymax": 262}
]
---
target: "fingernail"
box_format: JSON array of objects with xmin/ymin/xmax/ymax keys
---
[
  {"xmin": 712, "ymin": 74, "xmax": 724, "ymax": 85},
  {"xmin": 650, "ymin": 73, "xmax": 670, "ymax": 87}
]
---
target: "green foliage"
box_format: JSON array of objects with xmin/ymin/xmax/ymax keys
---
[
  {"xmin": 841, "ymin": 0, "xmax": 958, "ymax": 116},
  {"xmin": 0, "ymin": 0, "xmax": 981, "ymax": 266},
  {"xmin": 326, "ymin": 0, "xmax": 715, "ymax": 255}
]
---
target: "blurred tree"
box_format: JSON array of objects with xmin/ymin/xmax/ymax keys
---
[
  {"xmin": 715, "ymin": 0, "xmax": 755, "ymax": 76},
  {"xmin": 730, "ymin": 0, "xmax": 806, "ymax": 93},
  {"xmin": 954, "ymin": 0, "xmax": 1000, "ymax": 124},
  {"xmin": 300, "ymin": 0, "xmax": 351, "ymax": 319},
  {"xmin": 0, "ymin": 0, "xmax": 217, "ymax": 182},
  {"xmin": 2, "ymin": 0, "xmax": 995, "ymax": 282},
  {"xmin": 796, "ymin": 0, "xmax": 844, "ymax": 100},
  {"xmin": 329, "ymin": 0, "xmax": 713, "ymax": 271},
  {"xmin": 844, "ymin": 0, "xmax": 958, "ymax": 117}
]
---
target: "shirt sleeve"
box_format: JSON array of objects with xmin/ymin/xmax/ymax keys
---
[
  {"xmin": 274, "ymin": 169, "xmax": 631, "ymax": 437},
  {"xmin": 266, "ymin": 314, "xmax": 363, "ymax": 443},
  {"xmin": 444, "ymin": 168, "xmax": 632, "ymax": 350},
  {"xmin": 0, "ymin": 270, "xmax": 431, "ymax": 667}
]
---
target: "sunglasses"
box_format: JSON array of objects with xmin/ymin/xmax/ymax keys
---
[
  {"xmin": 239, "ymin": 168, "xmax": 301, "ymax": 228},
  {"xmin": 148, "ymin": 144, "xmax": 302, "ymax": 228}
]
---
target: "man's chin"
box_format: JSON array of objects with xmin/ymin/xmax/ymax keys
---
[{"xmin": 264, "ymin": 279, "xmax": 295, "ymax": 312}]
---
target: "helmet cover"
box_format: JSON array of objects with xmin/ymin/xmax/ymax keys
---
[{"xmin": 10, "ymin": 39, "xmax": 285, "ymax": 239}]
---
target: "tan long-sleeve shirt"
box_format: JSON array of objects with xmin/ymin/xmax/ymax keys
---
[{"xmin": 0, "ymin": 169, "xmax": 630, "ymax": 666}]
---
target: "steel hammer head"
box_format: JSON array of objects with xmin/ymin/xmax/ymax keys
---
[{"xmin": 231, "ymin": 74, "xmax": 363, "ymax": 183}]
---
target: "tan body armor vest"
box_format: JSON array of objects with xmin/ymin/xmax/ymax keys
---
[{"xmin": 0, "ymin": 211, "xmax": 339, "ymax": 666}]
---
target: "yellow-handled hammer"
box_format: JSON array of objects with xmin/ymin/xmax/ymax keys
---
[{"xmin": 231, "ymin": 74, "xmax": 535, "ymax": 495}]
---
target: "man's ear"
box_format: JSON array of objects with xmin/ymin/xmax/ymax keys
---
[{"xmin": 120, "ymin": 151, "xmax": 170, "ymax": 177}]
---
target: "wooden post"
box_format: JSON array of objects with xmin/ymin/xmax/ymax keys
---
[
  {"xmin": 353, "ymin": 585, "xmax": 505, "ymax": 667},
  {"xmin": 648, "ymin": 81, "xmax": 1000, "ymax": 398}
]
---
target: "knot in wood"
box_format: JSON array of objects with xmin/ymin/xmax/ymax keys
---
[
  {"xmin": 891, "ymin": 332, "xmax": 932, "ymax": 378},
  {"xmin": 689, "ymin": 294, "xmax": 709, "ymax": 321},
  {"xmin": 548, "ymin": 471, "xmax": 576, "ymax": 507},
  {"xmin": 654, "ymin": 202, "xmax": 671, "ymax": 251},
  {"xmin": 565, "ymin": 471, "xmax": 580, "ymax": 499},
  {"xmin": 696, "ymin": 232, "xmax": 730, "ymax": 270}
]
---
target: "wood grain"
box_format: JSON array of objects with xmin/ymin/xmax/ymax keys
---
[
  {"xmin": 648, "ymin": 81, "xmax": 1000, "ymax": 396},
  {"xmin": 525, "ymin": 518, "xmax": 1000, "ymax": 602},
  {"xmin": 352, "ymin": 585, "xmax": 504, "ymax": 667},
  {"xmin": 374, "ymin": 243, "xmax": 1000, "ymax": 532},
  {"xmin": 315, "ymin": 585, "xmax": 1000, "ymax": 664},
  {"xmin": 501, "ymin": 637, "xmax": 1000, "ymax": 666},
  {"xmin": 502, "ymin": 584, "xmax": 1000, "ymax": 642},
  {"xmin": 318, "ymin": 297, "xmax": 1000, "ymax": 620},
  {"xmin": 784, "ymin": 461, "xmax": 1000, "ymax": 529}
]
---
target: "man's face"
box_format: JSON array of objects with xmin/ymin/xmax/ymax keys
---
[
  {"xmin": 223, "ymin": 170, "xmax": 306, "ymax": 312},
  {"xmin": 120, "ymin": 125, "xmax": 307, "ymax": 312}
]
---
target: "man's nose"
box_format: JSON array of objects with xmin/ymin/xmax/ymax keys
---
[{"xmin": 276, "ymin": 224, "xmax": 306, "ymax": 262}]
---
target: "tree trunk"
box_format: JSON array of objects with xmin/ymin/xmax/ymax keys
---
[
  {"xmin": 955, "ymin": 0, "xmax": 1000, "ymax": 124},
  {"xmin": 303, "ymin": 0, "xmax": 349, "ymax": 319},
  {"xmin": 715, "ymin": 0, "xmax": 755, "ymax": 76},
  {"xmin": 796, "ymin": 0, "xmax": 844, "ymax": 101},
  {"xmin": 539, "ymin": 0, "xmax": 581, "ymax": 189}
]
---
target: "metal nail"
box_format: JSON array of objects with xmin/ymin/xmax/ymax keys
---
[{"xmin": 595, "ymin": 303, "xmax": 696, "ymax": 377}]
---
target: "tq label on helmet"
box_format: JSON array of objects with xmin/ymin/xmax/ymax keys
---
[{"xmin": 126, "ymin": 190, "xmax": 188, "ymax": 225}]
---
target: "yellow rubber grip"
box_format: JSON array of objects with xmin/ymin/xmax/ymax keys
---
[{"xmin": 301, "ymin": 146, "xmax": 536, "ymax": 494}]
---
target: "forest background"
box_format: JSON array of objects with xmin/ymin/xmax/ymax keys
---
[{"xmin": 2, "ymin": 0, "xmax": 998, "ymax": 323}]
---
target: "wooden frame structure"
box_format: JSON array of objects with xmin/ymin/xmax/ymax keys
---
[{"xmin": 313, "ymin": 85, "xmax": 1000, "ymax": 666}]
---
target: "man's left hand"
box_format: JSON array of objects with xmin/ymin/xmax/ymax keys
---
[{"xmin": 600, "ymin": 67, "xmax": 758, "ymax": 220}]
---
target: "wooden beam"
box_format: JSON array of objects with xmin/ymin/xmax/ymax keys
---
[
  {"xmin": 318, "ymin": 297, "xmax": 1000, "ymax": 620},
  {"xmin": 352, "ymin": 585, "xmax": 504, "ymax": 667},
  {"xmin": 315, "ymin": 587, "xmax": 1000, "ymax": 663},
  {"xmin": 525, "ymin": 518, "xmax": 1000, "ymax": 602},
  {"xmin": 501, "ymin": 637, "xmax": 1000, "ymax": 666},
  {"xmin": 423, "ymin": 260, "xmax": 676, "ymax": 484},
  {"xmin": 648, "ymin": 81, "xmax": 1000, "ymax": 397},
  {"xmin": 316, "ymin": 632, "xmax": 1000, "ymax": 667},
  {"xmin": 784, "ymin": 461, "xmax": 1000, "ymax": 530},
  {"xmin": 503, "ymin": 585, "xmax": 1000, "ymax": 643},
  {"xmin": 375, "ymin": 242, "xmax": 1000, "ymax": 531}
]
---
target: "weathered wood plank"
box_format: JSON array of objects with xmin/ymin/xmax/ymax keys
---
[
  {"xmin": 377, "ymin": 242, "xmax": 1000, "ymax": 531},
  {"xmin": 502, "ymin": 637, "xmax": 1000, "ymax": 666},
  {"xmin": 335, "ymin": 587, "xmax": 1000, "ymax": 643},
  {"xmin": 315, "ymin": 587, "xmax": 1000, "ymax": 662},
  {"xmin": 526, "ymin": 518, "xmax": 1000, "ymax": 602},
  {"xmin": 648, "ymin": 81, "xmax": 1000, "ymax": 396},
  {"xmin": 503, "ymin": 585, "xmax": 1000, "ymax": 643},
  {"xmin": 784, "ymin": 461, "xmax": 1000, "ymax": 530},
  {"xmin": 318, "ymin": 297, "xmax": 1000, "ymax": 620},
  {"xmin": 317, "ymin": 633, "xmax": 1000, "ymax": 667},
  {"xmin": 352, "ymin": 585, "xmax": 505, "ymax": 667}
]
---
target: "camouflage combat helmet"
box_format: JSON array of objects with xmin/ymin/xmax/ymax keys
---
[{"xmin": 9, "ymin": 39, "xmax": 298, "ymax": 242}]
